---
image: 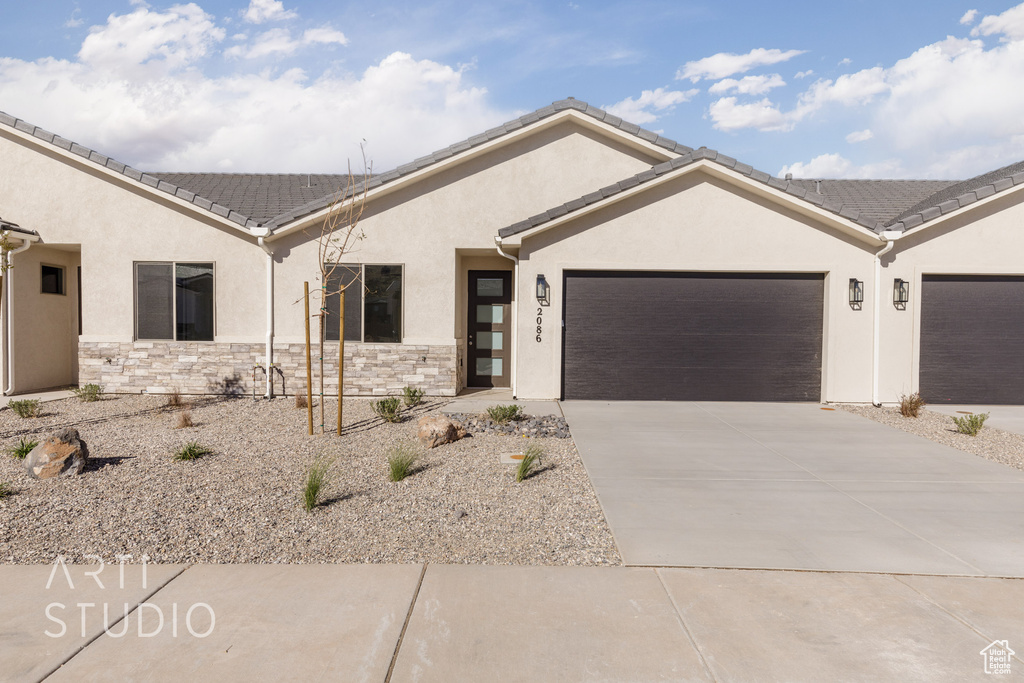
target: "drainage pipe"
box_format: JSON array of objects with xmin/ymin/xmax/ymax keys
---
[
  {"xmin": 493, "ymin": 236, "xmax": 518, "ymax": 398},
  {"xmin": 872, "ymin": 232, "xmax": 900, "ymax": 406},
  {"xmin": 257, "ymin": 235, "xmax": 275, "ymax": 399},
  {"xmin": 3, "ymin": 236, "xmax": 34, "ymax": 395}
]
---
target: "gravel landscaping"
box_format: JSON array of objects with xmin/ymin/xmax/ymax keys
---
[
  {"xmin": 0, "ymin": 396, "xmax": 619, "ymax": 566},
  {"xmin": 836, "ymin": 403, "xmax": 1024, "ymax": 472}
]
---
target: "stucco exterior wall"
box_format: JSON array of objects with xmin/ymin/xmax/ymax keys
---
[
  {"xmin": 876, "ymin": 189, "xmax": 1024, "ymax": 403},
  {"xmin": 513, "ymin": 172, "xmax": 880, "ymax": 402}
]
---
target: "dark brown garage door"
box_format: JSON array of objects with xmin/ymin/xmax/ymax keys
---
[
  {"xmin": 920, "ymin": 275, "xmax": 1024, "ymax": 404},
  {"xmin": 561, "ymin": 271, "xmax": 824, "ymax": 401}
]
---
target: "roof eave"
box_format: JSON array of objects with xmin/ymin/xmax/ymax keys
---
[{"xmin": 887, "ymin": 179, "xmax": 1024, "ymax": 235}]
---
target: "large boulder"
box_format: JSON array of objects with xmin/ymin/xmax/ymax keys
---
[
  {"xmin": 24, "ymin": 428, "xmax": 89, "ymax": 479},
  {"xmin": 417, "ymin": 415, "xmax": 467, "ymax": 449}
]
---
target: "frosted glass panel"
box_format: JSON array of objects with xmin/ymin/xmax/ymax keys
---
[
  {"xmin": 477, "ymin": 278, "xmax": 504, "ymax": 297},
  {"xmin": 476, "ymin": 358, "xmax": 504, "ymax": 376},
  {"xmin": 476, "ymin": 304, "xmax": 504, "ymax": 324},
  {"xmin": 478, "ymin": 331, "xmax": 503, "ymax": 350}
]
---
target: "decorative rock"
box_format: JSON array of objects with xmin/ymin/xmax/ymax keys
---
[
  {"xmin": 417, "ymin": 415, "xmax": 467, "ymax": 449},
  {"xmin": 24, "ymin": 428, "xmax": 89, "ymax": 479},
  {"xmin": 443, "ymin": 412, "xmax": 572, "ymax": 439}
]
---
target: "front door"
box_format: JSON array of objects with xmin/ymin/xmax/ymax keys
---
[{"xmin": 468, "ymin": 270, "xmax": 512, "ymax": 388}]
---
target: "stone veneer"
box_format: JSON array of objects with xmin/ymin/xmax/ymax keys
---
[{"xmin": 78, "ymin": 341, "xmax": 458, "ymax": 396}]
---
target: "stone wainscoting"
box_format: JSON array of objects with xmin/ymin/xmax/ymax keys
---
[{"xmin": 78, "ymin": 341, "xmax": 458, "ymax": 396}]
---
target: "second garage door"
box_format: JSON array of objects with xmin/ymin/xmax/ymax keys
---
[{"xmin": 561, "ymin": 271, "xmax": 824, "ymax": 401}]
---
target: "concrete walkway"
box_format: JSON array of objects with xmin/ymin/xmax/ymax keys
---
[
  {"xmin": 562, "ymin": 401, "xmax": 1024, "ymax": 576},
  {"xmin": 442, "ymin": 387, "xmax": 563, "ymax": 417},
  {"xmin": 3, "ymin": 563, "xmax": 1021, "ymax": 682}
]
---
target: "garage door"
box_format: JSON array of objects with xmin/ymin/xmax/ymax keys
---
[
  {"xmin": 561, "ymin": 271, "xmax": 824, "ymax": 401},
  {"xmin": 920, "ymin": 275, "xmax": 1024, "ymax": 404}
]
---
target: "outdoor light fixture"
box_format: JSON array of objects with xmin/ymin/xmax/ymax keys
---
[
  {"xmin": 536, "ymin": 274, "xmax": 550, "ymax": 305},
  {"xmin": 893, "ymin": 278, "xmax": 909, "ymax": 309},
  {"xmin": 849, "ymin": 278, "xmax": 864, "ymax": 309}
]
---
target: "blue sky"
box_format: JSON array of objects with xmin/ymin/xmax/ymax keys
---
[{"xmin": 2, "ymin": 0, "xmax": 1023, "ymax": 178}]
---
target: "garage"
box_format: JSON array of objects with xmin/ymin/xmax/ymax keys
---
[
  {"xmin": 561, "ymin": 271, "xmax": 824, "ymax": 401},
  {"xmin": 920, "ymin": 274, "xmax": 1024, "ymax": 404}
]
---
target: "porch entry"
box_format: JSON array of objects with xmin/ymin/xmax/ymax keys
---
[{"xmin": 467, "ymin": 270, "xmax": 512, "ymax": 388}]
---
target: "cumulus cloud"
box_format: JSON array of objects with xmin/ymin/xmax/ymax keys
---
[
  {"xmin": 0, "ymin": 6, "xmax": 509, "ymax": 172},
  {"xmin": 708, "ymin": 97, "xmax": 789, "ymax": 132},
  {"xmin": 242, "ymin": 0, "xmax": 297, "ymax": 24},
  {"xmin": 778, "ymin": 153, "xmax": 903, "ymax": 179},
  {"xmin": 708, "ymin": 74, "xmax": 785, "ymax": 96},
  {"xmin": 604, "ymin": 87, "xmax": 698, "ymax": 124},
  {"xmin": 225, "ymin": 26, "xmax": 346, "ymax": 59},
  {"xmin": 794, "ymin": 69, "xmax": 814, "ymax": 79},
  {"xmin": 676, "ymin": 48, "xmax": 805, "ymax": 82},
  {"xmin": 960, "ymin": 9, "xmax": 978, "ymax": 25},
  {"xmin": 846, "ymin": 129, "xmax": 873, "ymax": 143},
  {"xmin": 971, "ymin": 3, "xmax": 1024, "ymax": 39}
]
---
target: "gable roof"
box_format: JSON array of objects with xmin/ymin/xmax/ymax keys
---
[{"xmin": 787, "ymin": 179, "xmax": 956, "ymax": 226}]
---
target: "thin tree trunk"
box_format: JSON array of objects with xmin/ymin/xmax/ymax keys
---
[
  {"xmin": 319, "ymin": 286, "xmax": 325, "ymax": 434},
  {"xmin": 303, "ymin": 282, "xmax": 313, "ymax": 435},
  {"xmin": 337, "ymin": 288, "xmax": 344, "ymax": 436}
]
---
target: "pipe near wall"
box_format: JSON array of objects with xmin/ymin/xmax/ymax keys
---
[
  {"xmin": 257, "ymin": 235, "xmax": 275, "ymax": 399},
  {"xmin": 4, "ymin": 236, "xmax": 34, "ymax": 395},
  {"xmin": 494, "ymin": 236, "xmax": 519, "ymax": 398},
  {"xmin": 871, "ymin": 231, "xmax": 901, "ymax": 406}
]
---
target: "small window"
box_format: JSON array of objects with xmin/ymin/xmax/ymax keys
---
[
  {"xmin": 134, "ymin": 262, "xmax": 215, "ymax": 341},
  {"xmin": 41, "ymin": 265, "xmax": 65, "ymax": 295},
  {"xmin": 324, "ymin": 264, "xmax": 403, "ymax": 343}
]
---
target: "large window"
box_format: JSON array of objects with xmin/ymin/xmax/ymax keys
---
[
  {"xmin": 324, "ymin": 264, "xmax": 402, "ymax": 343},
  {"xmin": 135, "ymin": 262, "xmax": 215, "ymax": 341}
]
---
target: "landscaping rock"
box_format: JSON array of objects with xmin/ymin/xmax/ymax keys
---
[
  {"xmin": 24, "ymin": 428, "xmax": 89, "ymax": 479},
  {"xmin": 444, "ymin": 412, "xmax": 571, "ymax": 439},
  {"xmin": 417, "ymin": 415, "xmax": 467, "ymax": 449}
]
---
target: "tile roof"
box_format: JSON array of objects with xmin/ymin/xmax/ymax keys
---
[
  {"xmin": 0, "ymin": 216, "xmax": 38, "ymax": 237},
  {"xmin": 885, "ymin": 160, "xmax": 1024, "ymax": 231},
  {"xmin": 787, "ymin": 179, "xmax": 956, "ymax": 227}
]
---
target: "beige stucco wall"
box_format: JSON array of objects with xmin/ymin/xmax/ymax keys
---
[
  {"xmin": 270, "ymin": 119, "xmax": 665, "ymax": 351},
  {"xmin": 513, "ymin": 171, "xmax": 881, "ymax": 402},
  {"xmin": 876, "ymin": 188, "xmax": 1024, "ymax": 403}
]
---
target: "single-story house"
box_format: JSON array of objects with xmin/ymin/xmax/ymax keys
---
[{"xmin": 1, "ymin": 98, "xmax": 1023, "ymax": 404}]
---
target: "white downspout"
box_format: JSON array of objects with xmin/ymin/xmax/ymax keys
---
[
  {"xmin": 872, "ymin": 231, "xmax": 901, "ymax": 406},
  {"xmin": 4, "ymin": 236, "xmax": 34, "ymax": 395},
  {"xmin": 494, "ymin": 236, "xmax": 519, "ymax": 398},
  {"xmin": 256, "ymin": 233, "xmax": 275, "ymax": 399}
]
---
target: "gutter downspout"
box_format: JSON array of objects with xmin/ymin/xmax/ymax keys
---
[
  {"xmin": 494, "ymin": 236, "xmax": 518, "ymax": 398},
  {"xmin": 256, "ymin": 233, "xmax": 275, "ymax": 399},
  {"xmin": 872, "ymin": 231, "xmax": 901, "ymax": 406},
  {"xmin": 4, "ymin": 236, "xmax": 34, "ymax": 395}
]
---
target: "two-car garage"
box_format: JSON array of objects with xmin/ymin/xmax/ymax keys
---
[{"xmin": 561, "ymin": 271, "xmax": 825, "ymax": 401}]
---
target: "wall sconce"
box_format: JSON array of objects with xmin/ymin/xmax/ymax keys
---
[
  {"xmin": 536, "ymin": 274, "xmax": 550, "ymax": 305},
  {"xmin": 849, "ymin": 278, "xmax": 864, "ymax": 310},
  {"xmin": 893, "ymin": 278, "xmax": 909, "ymax": 310}
]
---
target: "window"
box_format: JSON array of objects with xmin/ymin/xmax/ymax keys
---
[
  {"xmin": 41, "ymin": 265, "xmax": 65, "ymax": 295},
  {"xmin": 324, "ymin": 264, "xmax": 402, "ymax": 343},
  {"xmin": 135, "ymin": 262, "xmax": 214, "ymax": 341}
]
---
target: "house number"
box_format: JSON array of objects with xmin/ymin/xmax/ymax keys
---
[{"xmin": 536, "ymin": 307, "xmax": 543, "ymax": 342}]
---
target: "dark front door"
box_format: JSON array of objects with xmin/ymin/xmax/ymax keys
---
[{"xmin": 468, "ymin": 270, "xmax": 512, "ymax": 388}]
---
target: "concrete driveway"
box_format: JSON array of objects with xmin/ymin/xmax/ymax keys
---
[{"xmin": 561, "ymin": 401, "xmax": 1024, "ymax": 576}]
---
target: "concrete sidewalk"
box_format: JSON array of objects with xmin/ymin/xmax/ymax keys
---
[{"xmin": 3, "ymin": 563, "xmax": 1021, "ymax": 682}]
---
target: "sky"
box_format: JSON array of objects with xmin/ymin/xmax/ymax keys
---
[{"xmin": 2, "ymin": 0, "xmax": 1024, "ymax": 179}]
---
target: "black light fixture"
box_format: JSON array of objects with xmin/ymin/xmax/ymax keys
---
[
  {"xmin": 536, "ymin": 274, "xmax": 550, "ymax": 305},
  {"xmin": 893, "ymin": 278, "xmax": 909, "ymax": 309},
  {"xmin": 849, "ymin": 278, "xmax": 864, "ymax": 309}
]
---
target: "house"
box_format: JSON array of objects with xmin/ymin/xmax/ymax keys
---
[{"xmin": 2, "ymin": 98, "xmax": 1024, "ymax": 404}]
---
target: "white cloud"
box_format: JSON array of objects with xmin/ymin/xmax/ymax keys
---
[
  {"xmin": 0, "ymin": 8, "xmax": 510, "ymax": 172},
  {"xmin": 303, "ymin": 27, "xmax": 348, "ymax": 46},
  {"xmin": 676, "ymin": 48, "xmax": 805, "ymax": 82},
  {"xmin": 604, "ymin": 87, "xmax": 697, "ymax": 124},
  {"xmin": 242, "ymin": 0, "xmax": 297, "ymax": 24},
  {"xmin": 225, "ymin": 25, "xmax": 347, "ymax": 59},
  {"xmin": 64, "ymin": 7, "xmax": 84, "ymax": 28},
  {"xmin": 960, "ymin": 9, "xmax": 978, "ymax": 25},
  {"xmin": 708, "ymin": 97, "xmax": 789, "ymax": 132},
  {"xmin": 708, "ymin": 73, "xmax": 785, "ymax": 95},
  {"xmin": 846, "ymin": 129, "xmax": 873, "ymax": 143},
  {"xmin": 794, "ymin": 69, "xmax": 814, "ymax": 79},
  {"xmin": 838, "ymin": 57, "xmax": 852, "ymax": 65},
  {"xmin": 779, "ymin": 153, "xmax": 903, "ymax": 179},
  {"xmin": 971, "ymin": 3, "xmax": 1024, "ymax": 39}
]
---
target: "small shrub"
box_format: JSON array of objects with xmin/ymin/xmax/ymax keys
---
[
  {"xmin": 387, "ymin": 443, "xmax": 419, "ymax": 482},
  {"xmin": 0, "ymin": 482, "xmax": 13, "ymax": 500},
  {"xmin": 952, "ymin": 412, "xmax": 989, "ymax": 437},
  {"xmin": 487, "ymin": 404, "xmax": 523, "ymax": 425},
  {"xmin": 7, "ymin": 437, "xmax": 38, "ymax": 460},
  {"xmin": 72, "ymin": 383, "xmax": 103, "ymax": 403},
  {"xmin": 294, "ymin": 393, "xmax": 308, "ymax": 409},
  {"xmin": 175, "ymin": 409, "xmax": 194, "ymax": 429},
  {"xmin": 516, "ymin": 444, "xmax": 543, "ymax": 483},
  {"xmin": 372, "ymin": 397, "xmax": 403, "ymax": 423},
  {"xmin": 8, "ymin": 399, "xmax": 39, "ymax": 419},
  {"xmin": 174, "ymin": 441, "xmax": 213, "ymax": 461},
  {"xmin": 303, "ymin": 457, "xmax": 333, "ymax": 512},
  {"xmin": 402, "ymin": 386, "xmax": 425, "ymax": 407},
  {"xmin": 898, "ymin": 392, "xmax": 926, "ymax": 418},
  {"xmin": 166, "ymin": 389, "xmax": 185, "ymax": 408}
]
